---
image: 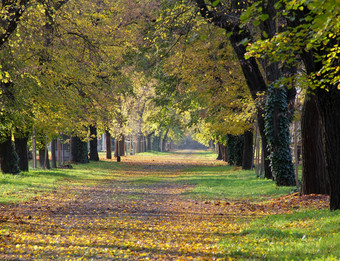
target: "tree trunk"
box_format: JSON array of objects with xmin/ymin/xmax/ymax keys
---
[
  {"xmin": 162, "ymin": 128, "xmax": 170, "ymax": 152},
  {"xmin": 242, "ymin": 130, "xmax": 253, "ymax": 170},
  {"xmin": 152, "ymin": 135, "xmax": 161, "ymax": 152},
  {"xmin": 0, "ymin": 135, "xmax": 20, "ymax": 174},
  {"xmin": 219, "ymin": 143, "xmax": 228, "ymax": 162},
  {"xmin": 114, "ymin": 134, "xmax": 125, "ymax": 162},
  {"xmin": 14, "ymin": 136, "xmax": 29, "ymax": 172},
  {"xmin": 229, "ymin": 33, "xmax": 271, "ymax": 177},
  {"xmin": 89, "ymin": 125, "xmax": 99, "ymax": 161},
  {"xmin": 70, "ymin": 136, "xmax": 89, "ymax": 163},
  {"xmin": 57, "ymin": 137, "xmax": 62, "ymax": 167},
  {"xmin": 32, "ymin": 127, "xmax": 37, "ymax": 168},
  {"xmin": 51, "ymin": 139, "xmax": 57, "ymax": 168},
  {"xmin": 216, "ymin": 143, "xmax": 223, "ymax": 160},
  {"xmin": 105, "ymin": 130, "xmax": 112, "ymax": 159},
  {"xmin": 147, "ymin": 134, "xmax": 153, "ymax": 151},
  {"xmin": 227, "ymin": 134, "xmax": 243, "ymax": 166},
  {"xmin": 265, "ymin": 86, "xmax": 295, "ymax": 186},
  {"xmin": 39, "ymin": 148, "xmax": 50, "ymax": 169},
  {"xmin": 301, "ymin": 94, "xmax": 329, "ymax": 195},
  {"xmin": 316, "ymin": 87, "xmax": 340, "ymax": 210}
]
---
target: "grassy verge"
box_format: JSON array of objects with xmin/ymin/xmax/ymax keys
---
[
  {"xmin": 177, "ymin": 165, "xmax": 294, "ymax": 201},
  {"xmin": 0, "ymin": 160, "xmax": 121, "ymax": 204},
  {"xmin": 222, "ymin": 209, "xmax": 340, "ymax": 260}
]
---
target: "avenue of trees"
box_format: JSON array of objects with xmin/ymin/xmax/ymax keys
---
[{"xmin": 0, "ymin": 0, "xmax": 339, "ymax": 210}]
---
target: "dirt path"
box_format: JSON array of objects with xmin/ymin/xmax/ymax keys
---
[{"xmin": 0, "ymin": 152, "xmax": 328, "ymax": 260}]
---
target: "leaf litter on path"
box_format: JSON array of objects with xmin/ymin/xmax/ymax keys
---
[{"xmin": 0, "ymin": 152, "xmax": 329, "ymax": 260}]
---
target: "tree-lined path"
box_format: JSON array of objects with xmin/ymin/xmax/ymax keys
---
[{"xmin": 0, "ymin": 151, "xmax": 334, "ymax": 260}]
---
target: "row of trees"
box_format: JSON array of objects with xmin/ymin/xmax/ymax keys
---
[
  {"xmin": 149, "ymin": 0, "xmax": 339, "ymax": 210},
  {"xmin": 0, "ymin": 0, "xmax": 339, "ymax": 210}
]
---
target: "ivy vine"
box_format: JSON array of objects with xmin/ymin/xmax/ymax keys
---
[{"xmin": 264, "ymin": 85, "xmax": 295, "ymax": 186}]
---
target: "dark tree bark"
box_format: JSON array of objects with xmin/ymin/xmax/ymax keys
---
[
  {"xmin": 216, "ymin": 143, "xmax": 223, "ymax": 160},
  {"xmin": 70, "ymin": 136, "xmax": 88, "ymax": 163},
  {"xmin": 316, "ymin": 87, "xmax": 340, "ymax": 210},
  {"xmin": 301, "ymin": 94, "xmax": 329, "ymax": 195},
  {"xmin": 89, "ymin": 125, "xmax": 99, "ymax": 161},
  {"xmin": 219, "ymin": 143, "xmax": 228, "ymax": 163},
  {"xmin": 114, "ymin": 134, "xmax": 125, "ymax": 162},
  {"xmin": 51, "ymin": 139, "xmax": 57, "ymax": 168},
  {"xmin": 242, "ymin": 130, "xmax": 253, "ymax": 170},
  {"xmin": 105, "ymin": 130, "xmax": 112, "ymax": 159},
  {"xmin": 0, "ymin": 135, "xmax": 20, "ymax": 174},
  {"xmin": 39, "ymin": 148, "xmax": 50, "ymax": 169},
  {"xmin": 227, "ymin": 134, "xmax": 243, "ymax": 166},
  {"xmin": 147, "ymin": 133, "xmax": 153, "ymax": 151},
  {"xmin": 14, "ymin": 136, "xmax": 29, "ymax": 172},
  {"xmin": 161, "ymin": 128, "xmax": 170, "ymax": 152},
  {"xmin": 152, "ymin": 135, "xmax": 161, "ymax": 152}
]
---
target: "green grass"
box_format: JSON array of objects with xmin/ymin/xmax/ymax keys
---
[
  {"xmin": 221, "ymin": 209, "xmax": 340, "ymax": 260},
  {"xmin": 0, "ymin": 160, "xmax": 121, "ymax": 204},
  {"xmin": 177, "ymin": 165, "xmax": 294, "ymax": 201}
]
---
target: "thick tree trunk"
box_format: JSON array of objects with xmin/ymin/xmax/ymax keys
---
[
  {"xmin": 89, "ymin": 125, "xmax": 99, "ymax": 161},
  {"xmin": 242, "ymin": 130, "xmax": 253, "ymax": 170},
  {"xmin": 265, "ymin": 87, "xmax": 295, "ymax": 186},
  {"xmin": 70, "ymin": 136, "xmax": 89, "ymax": 163},
  {"xmin": 301, "ymin": 94, "xmax": 329, "ymax": 195},
  {"xmin": 105, "ymin": 130, "xmax": 112, "ymax": 159},
  {"xmin": 219, "ymin": 143, "xmax": 228, "ymax": 162},
  {"xmin": 229, "ymin": 34, "xmax": 271, "ymax": 177},
  {"xmin": 51, "ymin": 139, "xmax": 57, "ymax": 168},
  {"xmin": 14, "ymin": 136, "xmax": 29, "ymax": 172},
  {"xmin": 227, "ymin": 134, "xmax": 243, "ymax": 166},
  {"xmin": 0, "ymin": 135, "xmax": 20, "ymax": 174},
  {"xmin": 216, "ymin": 143, "xmax": 223, "ymax": 160},
  {"xmin": 316, "ymin": 87, "xmax": 340, "ymax": 210}
]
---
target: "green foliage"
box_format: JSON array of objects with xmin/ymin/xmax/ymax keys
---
[{"xmin": 265, "ymin": 85, "xmax": 295, "ymax": 186}]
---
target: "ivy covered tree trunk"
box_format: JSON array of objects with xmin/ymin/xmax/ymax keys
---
[
  {"xmin": 70, "ymin": 136, "xmax": 89, "ymax": 163},
  {"xmin": 301, "ymin": 93, "xmax": 329, "ymax": 195},
  {"xmin": 242, "ymin": 130, "xmax": 253, "ymax": 170},
  {"xmin": 89, "ymin": 125, "xmax": 99, "ymax": 161},
  {"xmin": 227, "ymin": 134, "xmax": 243, "ymax": 166},
  {"xmin": 316, "ymin": 87, "xmax": 340, "ymax": 210},
  {"xmin": 14, "ymin": 136, "xmax": 29, "ymax": 172},
  {"xmin": 0, "ymin": 135, "xmax": 20, "ymax": 174},
  {"xmin": 265, "ymin": 86, "xmax": 295, "ymax": 186}
]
